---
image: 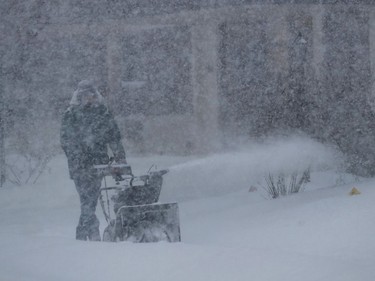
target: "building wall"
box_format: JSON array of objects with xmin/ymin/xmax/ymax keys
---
[{"xmin": 2, "ymin": 2, "xmax": 375, "ymax": 174}]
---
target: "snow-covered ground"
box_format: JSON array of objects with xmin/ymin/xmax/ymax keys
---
[{"xmin": 1, "ymin": 137, "xmax": 374, "ymax": 281}]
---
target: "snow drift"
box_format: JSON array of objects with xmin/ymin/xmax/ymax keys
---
[{"xmin": 2, "ymin": 136, "xmax": 374, "ymax": 281}]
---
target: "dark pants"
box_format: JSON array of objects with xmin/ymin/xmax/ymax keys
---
[{"xmin": 73, "ymin": 172, "xmax": 102, "ymax": 241}]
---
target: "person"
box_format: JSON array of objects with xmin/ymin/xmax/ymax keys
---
[{"xmin": 60, "ymin": 80, "xmax": 126, "ymax": 241}]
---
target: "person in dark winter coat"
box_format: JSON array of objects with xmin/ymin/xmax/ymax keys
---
[{"xmin": 60, "ymin": 80, "xmax": 126, "ymax": 241}]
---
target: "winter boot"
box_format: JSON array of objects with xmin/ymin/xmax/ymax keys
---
[
  {"xmin": 88, "ymin": 227, "xmax": 101, "ymax": 241},
  {"xmin": 76, "ymin": 225, "xmax": 88, "ymax": 241}
]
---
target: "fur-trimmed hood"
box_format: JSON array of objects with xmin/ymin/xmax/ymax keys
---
[{"xmin": 69, "ymin": 80, "xmax": 105, "ymax": 106}]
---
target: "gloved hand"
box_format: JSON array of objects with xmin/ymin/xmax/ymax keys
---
[{"xmin": 115, "ymin": 157, "xmax": 127, "ymax": 165}]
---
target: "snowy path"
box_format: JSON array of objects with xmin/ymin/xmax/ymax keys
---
[{"xmin": 1, "ymin": 180, "xmax": 374, "ymax": 281}]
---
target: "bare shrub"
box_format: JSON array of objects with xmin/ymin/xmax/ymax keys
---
[
  {"xmin": 262, "ymin": 168, "xmax": 310, "ymax": 199},
  {"xmin": 5, "ymin": 153, "xmax": 55, "ymax": 186}
]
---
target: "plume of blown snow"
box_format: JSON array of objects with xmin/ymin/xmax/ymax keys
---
[{"xmin": 161, "ymin": 136, "xmax": 343, "ymax": 202}]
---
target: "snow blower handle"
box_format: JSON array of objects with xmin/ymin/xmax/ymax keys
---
[{"xmin": 94, "ymin": 163, "xmax": 133, "ymax": 178}]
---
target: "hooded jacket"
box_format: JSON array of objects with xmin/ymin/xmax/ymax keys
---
[{"xmin": 60, "ymin": 81, "xmax": 126, "ymax": 179}]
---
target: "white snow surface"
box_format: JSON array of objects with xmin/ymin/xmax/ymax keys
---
[{"xmin": 1, "ymin": 137, "xmax": 374, "ymax": 281}]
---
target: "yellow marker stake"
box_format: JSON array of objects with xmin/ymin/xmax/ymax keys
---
[{"xmin": 349, "ymin": 187, "xmax": 361, "ymax": 196}]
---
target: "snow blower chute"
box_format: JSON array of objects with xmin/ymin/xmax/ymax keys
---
[{"xmin": 94, "ymin": 163, "xmax": 181, "ymax": 243}]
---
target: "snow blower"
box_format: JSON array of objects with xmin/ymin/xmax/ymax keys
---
[{"xmin": 94, "ymin": 162, "xmax": 181, "ymax": 243}]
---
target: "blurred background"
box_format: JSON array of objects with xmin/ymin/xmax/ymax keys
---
[{"xmin": 1, "ymin": 1, "xmax": 375, "ymax": 181}]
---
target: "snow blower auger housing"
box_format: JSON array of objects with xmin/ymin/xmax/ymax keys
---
[{"xmin": 94, "ymin": 163, "xmax": 181, "ymax": 243}]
